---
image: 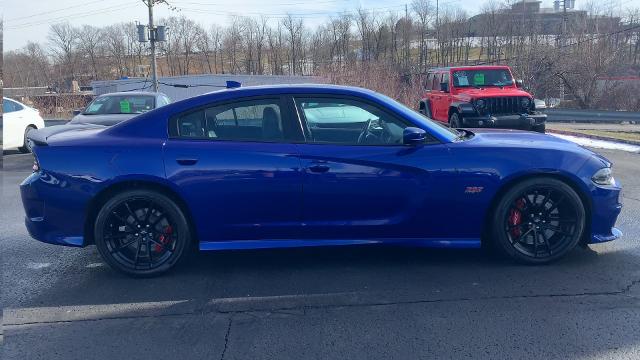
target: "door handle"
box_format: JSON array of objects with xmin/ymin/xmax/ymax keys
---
[
  {"xmin": 309, "ymin": 165, "xmax": 330, "ymax": 173},
  {"xmin": 176, "ymin": 158, "xmax": 198, "ymax": 166},
  {"xmin": 308, "ymin": 161, "xmax": 330, "ymax": 173}
]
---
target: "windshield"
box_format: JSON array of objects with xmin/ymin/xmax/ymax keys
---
[
  {"xmin": 82, "ymin": 95, "xmax": 155, "ymax": 115},
  {"xmin": 452, "ymin": 69, "xmax": 514, "ymax": 88},
  {"xmin": 374, "ymin": 93, "xmax": 460, "ymax": 142}
]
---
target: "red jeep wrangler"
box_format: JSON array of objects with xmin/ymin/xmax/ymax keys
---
[{"xmin": 418, "ymin": 65, "xmax": 547, "ymax": 133}]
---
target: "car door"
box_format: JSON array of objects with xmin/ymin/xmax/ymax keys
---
[
  {"xmin": 293, "ymin": 95, "xmax": 455, "ymax": 240},
  {"xmin": 433, "ymin": 72, "xmax": 452, "ymax": 122},
  {"xmin": 2, "ymin": 99, "xmax": 24, "ymax": 150},
  {"xmin": 164, "ymin": 96, "xmax": 305, "ymax": 243}
]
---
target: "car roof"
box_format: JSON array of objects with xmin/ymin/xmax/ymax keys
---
[
  {"xmin": 200, "ymin": 83, "xmax": 383, "ymax": 98},
  {"xmin": 428, "ymin": 65, "xmax": 511, "ymax": 72},
  {"xmin": 97, "ymin": 91, "xmax": 165, "ymax": 97}
]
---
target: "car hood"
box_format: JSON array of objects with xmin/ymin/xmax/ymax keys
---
[
  {"xmin": 455, "ymin": 88, "xmax": 532, "ymax": 100},
  {"xmin": 460, "ymin": 128, "xmax": 608, "ymax": 163},
  {"xmin": 28, "ymin": 123, "xmax": 108, "ymax": 146},
  {"xmin": 69, "ymin": 113, "xmax": 138, "ymax": 126}
]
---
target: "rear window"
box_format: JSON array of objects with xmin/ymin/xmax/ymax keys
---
[
  {"xmin": 172, "ymin": 98, "xmax": 285, "ymax": 142},
  {"xmin": 83, "ymin": 95, "xmax": 156, "ymax": 115}
]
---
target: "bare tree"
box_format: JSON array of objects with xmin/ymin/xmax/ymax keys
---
[{"xmin": 48, "ymin": 22, "xmax": 79, "ymax": 85}]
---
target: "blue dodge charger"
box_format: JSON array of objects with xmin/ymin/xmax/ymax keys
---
[{"xmin": 21, "ymin": 84, "xmax": 622, "ymax": 276}]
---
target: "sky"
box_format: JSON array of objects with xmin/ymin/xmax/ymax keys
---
[{"xmin": 3, "ymin": 0, "xmax": 640, "ymax": 51}]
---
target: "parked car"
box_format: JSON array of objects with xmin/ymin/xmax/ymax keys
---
[
  {"xmin": 21, "ymin": 85, "xmax": 622, "ymax": 276},
  {"xmin": 69, "ymin": 91, "xmax": 172, "ymax": 126},
  {"xmin": 418, "ymin": 65, "xmax": 547, "ymax": 132},
  {"xmin": 2, "ymin": 97, "xmax": 45, "ymax": 153},
  {"xmin": 29, "ymin": 92, "xmax": 173, "ymax": 144}
]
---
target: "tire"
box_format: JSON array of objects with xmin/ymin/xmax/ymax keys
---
[
  {"xmin": 490, "ymin": 177, "xmax": 586, "ymax": 264},
  {"xmin": 94, "ymin": 189, "xmax": 191, "ymax": 277},
  {"xmin": 532, "ymin": 124, "xmax": 546, "ymax": 133},
  {"xmin": 449, "ymin": 112, "xmax": 462, "ymax": 128},
  {"xmin": 18, "ymin": 126, "xmax": 36, "ymax": 153}
]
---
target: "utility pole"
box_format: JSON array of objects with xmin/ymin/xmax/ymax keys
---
[
  {"xmin": 435, "ymin": 0, "xmax": 440, "ymax": 65},
  {"xmin": 138, "ymin": 1, "xmax": 166, "ymax": 92},
  {"xmin": 562, "ymin": 0, "xmax": 568, "ymax": 44},
  {"xmin": 147, "ymin": 0, "xmax": 158, "ymax": 92}
]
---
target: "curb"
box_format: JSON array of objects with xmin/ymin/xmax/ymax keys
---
[{"xmin": 547, "ymin": 129, "xmax": 640, "ymax": 146}]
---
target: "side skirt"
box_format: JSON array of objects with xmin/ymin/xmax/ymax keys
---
[{"xmin": 199, "ymin": 238, "xmax": 481, "ymax": 251}]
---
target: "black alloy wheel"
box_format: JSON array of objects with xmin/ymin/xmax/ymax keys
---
[
  {"xmin": 449, "ymin": 113, "xmax": 462, "ymax": 128},
  {"xmin": 95, "ymin": 190, "xmax": 190, "ymax": 276},
  {"xmin": 491, "ymin": 178, "xmax": 586, "ymax": 264}
]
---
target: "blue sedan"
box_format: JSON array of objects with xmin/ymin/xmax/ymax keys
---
[{"xmin": 20, "ymin": 84, "xmax": 622, "ymax": 276}]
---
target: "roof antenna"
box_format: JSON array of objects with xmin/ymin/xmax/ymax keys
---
[{"xmin": 226, "ymin": 81, "xmax": 241, "ymax": 89}]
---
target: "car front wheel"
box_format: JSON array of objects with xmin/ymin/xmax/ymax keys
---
[
  {"xmin": 490, "ymin": 177, "xmax": 586, "ymax": 264},
  {"xmin": 449, "ymin": 112, "xmax": 462, "ymax": 128},
  {"xmin": 94, "ymin": 189, "xmax": 191, "ymax": 277},
  {"xmin": 532, "ymin": 124, "xmax": 546, "ymax": 133}
]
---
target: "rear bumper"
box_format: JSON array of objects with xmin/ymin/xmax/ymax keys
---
[
  {"xmin": 20, "ymin": 171, "xmax": 87, "ymax": 247},
  {"xmin": 462, "ymin": 113, "xmax": 547, "ymax": 129}
]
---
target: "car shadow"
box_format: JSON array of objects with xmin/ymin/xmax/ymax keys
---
[{"xmin": 21, "ymin": 242, "xmax": 636, "ymax": 310}]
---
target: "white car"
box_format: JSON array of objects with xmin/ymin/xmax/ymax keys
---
[{"xmin": 2, "ymin": 97, "xmax": 45, "ymax": 153}]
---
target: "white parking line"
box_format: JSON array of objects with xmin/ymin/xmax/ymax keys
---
[{"xmin": 550, "ymin": 133, "xmax": 640, "ymax": 153}]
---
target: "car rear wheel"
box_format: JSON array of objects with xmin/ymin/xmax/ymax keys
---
[
  {"xmin": 490, "ymin": 178, "xmax": 586, "ymax": 264},
  {"xmin": 94, "ymin": 189, "xmax": 191, "ymax": 277},
  {"xmin": 449, "ymin": 112, "xmax": 462, "ymax": 128},
  {"xmin": 19, "ymin": 126, "xmax": 36, "ymax": 153}
]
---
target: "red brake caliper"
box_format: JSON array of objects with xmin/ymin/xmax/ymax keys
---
[
  {"xmin": 154, "ymin": 225, "xmax": 173, "ymax": 253},
  {"xmin": 509, "ymin": 198, "xmax": 526, "ymax": 238}
]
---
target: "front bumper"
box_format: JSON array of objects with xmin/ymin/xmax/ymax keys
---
[
  {"xmin": 462, "ymin": 113, "xmax": 547, "ymax": 129},
  {"xmin": 588, "ymin": 182, "xmax": 623, "ymax": 244}
]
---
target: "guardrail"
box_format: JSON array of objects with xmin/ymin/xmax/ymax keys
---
[{"xmin": 544, "ymin": 109, "xmax": 639, "ymax": 123}]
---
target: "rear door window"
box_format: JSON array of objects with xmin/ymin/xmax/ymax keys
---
[{"xmin": 172, "ymin": 98, "xmax": 294, "ymax": 142}]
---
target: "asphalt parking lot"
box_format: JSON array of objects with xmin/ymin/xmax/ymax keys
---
[{"xmin": 2, "ymin": 147, "xmax": 640, "ymax": 359}]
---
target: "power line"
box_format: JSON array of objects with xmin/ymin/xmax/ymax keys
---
[
  {"xmin": 6, "ymin": 3, "xmax": 139, "ymax": 30},
  {"xmin": 173, "ymin": 3, "xmax": 408, "ymax": 18},
  {"xmin": 5, "ymin": 0, "xmax": 108, "ymax": 22},
  {"xmin": 171, "ymin": 0, "xmax": 350, "ymax": 7}
]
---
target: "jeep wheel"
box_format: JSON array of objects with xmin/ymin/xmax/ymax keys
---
[
  {"xmin": 449, "ymin": 112, "xmax": 462, "ymax": 128},
  {"xmin": 532, "ymin": 124, "xmax": 546, "ymax": 133}
]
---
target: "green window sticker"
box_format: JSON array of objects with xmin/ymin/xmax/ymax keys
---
[
  {"xmin": 119, "ymin": 100, "xmax": 131, "ymax": 113},
  {"xmin": 473, "ymin": 73, "xmax": 485, "ymax": 86}
]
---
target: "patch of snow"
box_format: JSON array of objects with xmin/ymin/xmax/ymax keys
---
[{"xmin": 549, "ymin": 133, "xmax": 640, "ymax": 153}]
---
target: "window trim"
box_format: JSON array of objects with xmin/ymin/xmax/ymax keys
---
[
  {"xmin": 167, "ymin": 95, "xmax": 303, "ymax": 144},
  {"xmin": 291, "ymin": 94, "xmax": 440, "ymax": 147}
]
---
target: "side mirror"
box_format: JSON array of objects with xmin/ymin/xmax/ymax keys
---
[
  {"xmin": 72, "ymin": 108, "xmax": 83, "ymax": 116},
  {"xmin": 403, "ymin": 127, "xmax": 427, "ymax": 145},
  {"xmin": 440, "ymin": 82, "xmax": 449, "ymax": 93},
  {"xmin": 516, "ymin": 79, "xmax": 524, "ymax": 88}
]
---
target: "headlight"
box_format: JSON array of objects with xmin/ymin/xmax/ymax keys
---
[
  {"xmin": 475, "ymin": 99, "xmax": 486, "ymax": 109},
  {"xmin": 520, "ymin": 98, "xmax": 531, "ymax": 109},
  {"xmin": 592, "ymin": 167, "xmax": 615, "ymax": 186}
]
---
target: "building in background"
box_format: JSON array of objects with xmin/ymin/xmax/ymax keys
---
[{"xmin": 91, "ymin": 74, "xmax": 323, "ymax": 101}]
